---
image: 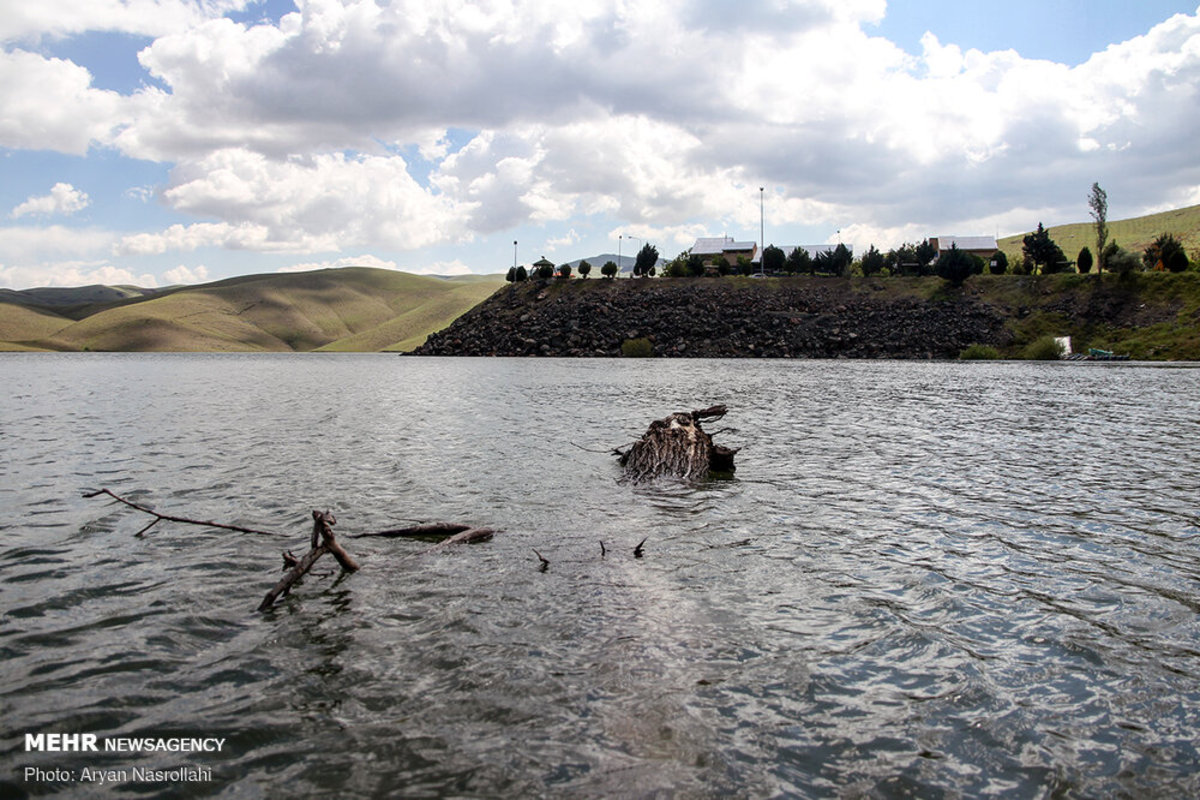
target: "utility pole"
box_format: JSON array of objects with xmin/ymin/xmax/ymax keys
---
[{"xmin": 759, "ymin": 187, "xmax": 764, "ymax": 276}]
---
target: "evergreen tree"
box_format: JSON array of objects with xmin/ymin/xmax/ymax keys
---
[
  {"xmin": 989, "ymin": 250, "xmax": 1008, "ymax": 275},
  {"xmin": 936, "ymin": 243, "xmax": 974, "ymax": 286},
  {"xmin": 634, "ymin": 243, "xmax": 659, "ymax": 277},
  {"xmin": 1022, "ymin": 223, "xmax": 1067, "ymax": 274},
  {"xmin": 859, "ymin": 245, "xmax": 885, "ymax": 277},
  {"xmin": 1077, "ymin": 247, "xmax": 1093, "ymax": 274},
  {"xmin": 787, "ymin": 246, "xmax": 813, "ymax": 275},
  {"xmin": 761, "ymin": 245, "xmax": 785, "ymax": 274},
  {"xmin": 578, "ymin": 260, "xmax": 592, "ymax": 278}
]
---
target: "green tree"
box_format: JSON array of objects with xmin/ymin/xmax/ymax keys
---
[
  {"xmin": 1022, "ymin": 223, "xmax": 1068, "ymax": 274},
  {"xmin": 1077, "ymin": 247, "xmax": 1093, "ymax": 274},
  {"xmin": 1089, "ymin": 183, "xmax": 1108, "ymax": 273},
  {"xmin": 515, "ymin": 265, "xmax": 528, "ymax": 282},
  {"xmin": 762, "ymin": 245, "xmax": 785, "ymax": 274},
  {"xmin": 557, "ymin": 263, "xmax": 572, "ymax": 279},
  {"xmin": 634, "ymin": 243, "xmax": 659, "ymax": 277},
  {"xmin": 915, "ymin": 240, "xmax": 937, "ymax": 273},
  {"xmin": 787, "ymin": 246, "xmax": 813, "ymax": 275},
  {"xmin": 989, "ymin": 250, "xmax": 1008, "ymax": 275},
  {"xmin": 506, "ymin": 267, "xmax": 516, "ymax": 282},
  {"xmin": 578, "ymin": 260, "xmax": 592, "ymax": 279},
  {"xmin": 859, "ymin": 244, "xmax": 885, "ymax": 277},
  {"xmin": 936, "ymin": 243, "xmax": 974, "ymax": 286},
  {"xmin": 537, "ymin": 262, "xmax": 555, "ymax": 280},
  {"xmin": 601, "ymin": 260, "xmax": 619, "ymax": 279}
]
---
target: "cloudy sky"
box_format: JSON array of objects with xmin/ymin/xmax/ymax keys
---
[{"xmin": 2, "ymin": 0, "xmax": 1198, "ymax": 289}]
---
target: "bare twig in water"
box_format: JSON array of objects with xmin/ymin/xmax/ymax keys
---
[
  {"xmin": 634, "ymin": 538, "xmax": 646, "ymax": 558},
  {"xmin": 259, "ymin": 510, "xmax": 359, "ymax": 612},
  {"xmin": 83, "ymin": 488, "xmax": 285, "ymax": 537},
  {"xmin": 533, "ymin": 549, "xmax": 550, "ymax": 572}
]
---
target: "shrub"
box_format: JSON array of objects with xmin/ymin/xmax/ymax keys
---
[
  {"xmin": 959, "ymin": 344, "xmax": 1000, "ymax": 360},
  {"xmin": 557, "ymin": 263, "xmax": 572, "ymax": 279},
  {"xmin": 621, "ymin": 337, "xmax": 653, "ymax": 358},
  {"xmin": 989, "ymin": 250, "xmax": 1008, "ymax": 275},
  {"xmin": 601, "ymin": 261, "xmax": 619, "ymax": 279},
  {"xmin": 1024, "ymin": 335, "xmax": 1065, "ymax": 360}
]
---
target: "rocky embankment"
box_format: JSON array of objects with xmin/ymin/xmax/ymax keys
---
[{"xmin": 412, "ymin": 277, "xmax": 1011, "ymax": 358}]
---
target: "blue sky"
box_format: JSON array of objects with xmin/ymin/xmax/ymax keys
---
[{"xmin": 2, "ymin": 0, "xmax": 1198, "ymax": 288}]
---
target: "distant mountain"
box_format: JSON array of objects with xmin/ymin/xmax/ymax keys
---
[
  {"xmin": 0, "ymin": 267, "xmax": 504, "ymax": 352},
  {"xmin": 0, "ymin": 284, "xmax": 162, "ymax": 308},
  {"xmin": 563, "ymin": 253, "xmax": 667, "ymax": 274}
]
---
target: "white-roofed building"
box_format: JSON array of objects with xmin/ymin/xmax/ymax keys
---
[
  {"xmin": 690, "ymin": 236, "xmax": 758, "ymax": 267},
  {"xmin": 929, "ymin": 236, "xmax": 998, "ymax": 261},
  {"xmin": 751, "ymin": 244, "xmax": 850, "ymax": 267}
]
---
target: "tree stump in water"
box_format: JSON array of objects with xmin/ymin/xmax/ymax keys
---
[{"xmin": 617, "ymin": 405, "xmax": 738, "ymax": 483}]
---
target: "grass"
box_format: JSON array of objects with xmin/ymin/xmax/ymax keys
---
[
  {"xmin": 999, "ymin": 203, "xmax": 1200, "ymax": 265},
  {"xmin": 0, "ymin": 302, "xmax": 72, "ymax": 349}
]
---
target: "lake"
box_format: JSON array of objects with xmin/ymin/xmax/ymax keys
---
[{"xmin": 2, "ymin": 354, "xmax": 1199, "ymax": 798}]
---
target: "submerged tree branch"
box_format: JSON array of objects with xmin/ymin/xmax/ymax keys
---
[{"xmin": 83, "ymin": 488, "xmax": 285, "ymax": 537}]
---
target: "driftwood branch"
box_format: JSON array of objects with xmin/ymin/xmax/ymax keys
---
[
  {"xmin": 83, "ymin": 488, "xmax": 285, "ymax": 538},
  {"xmin": 259, "ymin": 510, "xmax": 359, "ymax": 612},
  {"xmin": 86, "ymin": 489, "xmax": 498, "ymax": 611}
]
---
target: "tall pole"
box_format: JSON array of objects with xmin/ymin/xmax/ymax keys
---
[
  {"xmin": 618, "ymin": 234, "xmax": 622, "ymax": 278},
  {"xmin": 759, "ymin": 187, "xmax": 764, "ymax": 276},
  {"xmin": 513, "ymin": 240, "xmax": 517, "ymax": 272}
]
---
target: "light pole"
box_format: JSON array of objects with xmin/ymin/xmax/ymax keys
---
[
  {"xmin": 759, "ymin": 186, "xmax": 764, "ymax": 276},
  {"xmin": 513, "ymin": 240, "xmax": 518, "ymax": 273},
  {"xmin": 618, "ymin": 234, "xmax": 622, "ymax": 278}
]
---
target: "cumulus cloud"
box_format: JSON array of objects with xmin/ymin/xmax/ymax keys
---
[
  {"xmin": 276, "ymin": 254, "xmax": 398, "ymax": 272},
  {"xmin": 0, "ymin": 50, "xmax": 131, "ymax": 154},
  {"xmin": 162, "ymin": 263, "xmax": 209, "ymax": 283},
  {"xmin": 4, "ymin": 0, "xmax": 1200, "ymax": 273},
  {"xmin": 0, "ymin": 225, "xmax": 116, "ymax": 262},
  {"xmin": 11, "ymin": 183, "xmax": 91, "ymax": 219},
  {"xmin": 0, "ymin": 0, "xmax": 251, "ymax": 42},
  {"xmin": 0, "ymin": 260, "xmax": 157, "ymax": 290}
]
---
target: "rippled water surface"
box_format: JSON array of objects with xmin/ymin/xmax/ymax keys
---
[{"xmin": 2, "ymin": 354, "xmax": 1199, "ymax": 798}]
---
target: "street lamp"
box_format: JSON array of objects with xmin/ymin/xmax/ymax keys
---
[
  {"xmin": 759, "ymin": 186, "xmax": 764, "ymax": 276},
  {"xmin": 513, "ymin": 240, "xmax": 518, "ymax": 272},
  {"xmin": 627, "ymin": 236, "xmax": 642, "ymax": 276}
]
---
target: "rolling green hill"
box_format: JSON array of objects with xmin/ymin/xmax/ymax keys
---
[
  {"xmin": 1, "ymin": 268, "xmax": 504, "ymax": 352},
  {"xmin": 999, "ymin": 204, "xmax": 1200, "ymax": 264}
]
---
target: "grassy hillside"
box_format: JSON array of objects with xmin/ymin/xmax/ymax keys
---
[
  {"xmin": 0, "ymin": 303, "xmax": 73, "ymax": 350},
  {"xmin": 6, "ymin": 268, "xmax": 503, "ymax": 352},
  {"xmin": 999, "ymin": 204, "xmax": 1200, "ymax": 264}
]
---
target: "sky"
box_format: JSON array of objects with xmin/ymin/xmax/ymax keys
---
[{"xmin": 1, "ymin": 0, "xmax": 1199, "ymax": 289}]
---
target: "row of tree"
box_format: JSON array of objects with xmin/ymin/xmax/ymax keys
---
[{"xmin": 506, "ymin": 183, "xmax": 1193, "ymax": 284}]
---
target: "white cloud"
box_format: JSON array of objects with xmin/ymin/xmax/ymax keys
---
[
  {"xmin": 0, "ymin": 50, "xmax": 129, "ymax": 154},
  {"xmin": 3, "ymin": 0, "xmax": 1199, "ymax": 274},
  {"xmin": 147, "ymin": 148, "xmax": 474, "ymax": 252},
  {"xmin": 162, "ymin": 263, "xmax": 210, "ymax": 284},
  {"xmin": 11, "ymin": 183, "xmax": 91, "ymax": 218},
  {"xmin": 546, "ymin": 228, "xmax": 581, "ymax": 251},
  {"xmin": 0, "ymin": 0, "xmax": 251, "ymax": 42},
  {"xmin": 409, "ymin": 259, "xmax": 473, "ymax": 276},
  {"xmin": 276, "ymin": 254, "xmax": 399, "ymax": 273},
  {"xmin": 0, "ymin": 225, "xmax": 116, "ymax": 262},
  {"xmin": 0, "ymin": 260, "xmax": 158, "ymax": 290}
]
